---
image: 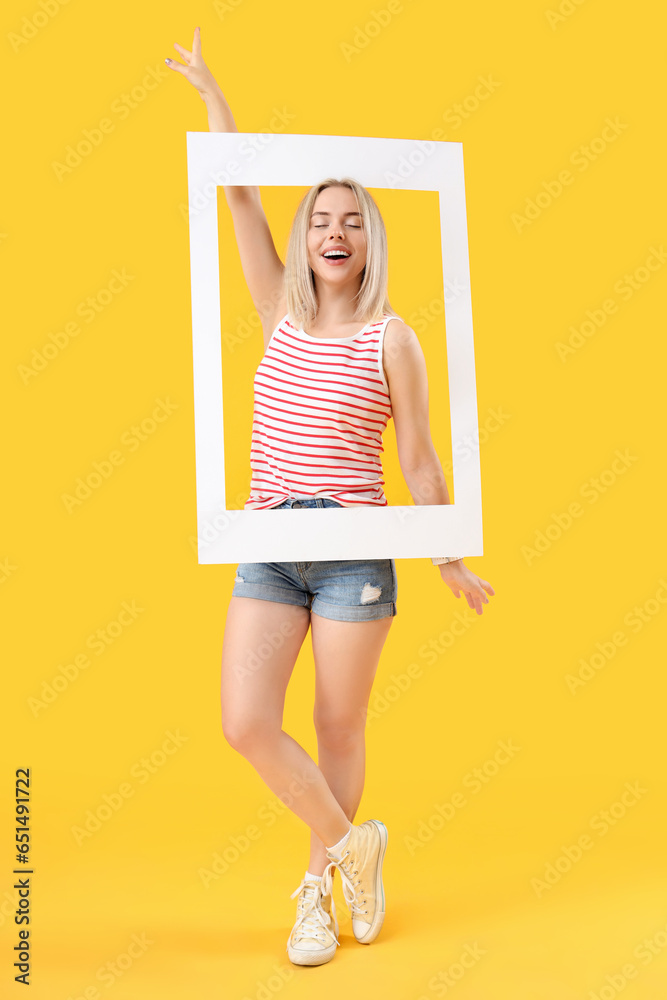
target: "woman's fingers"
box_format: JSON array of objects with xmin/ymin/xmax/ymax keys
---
[
  {"xmin": 464, "ymin": 588, "xmax": 482, "ymax": 614},
  {"xmin": 176, "ymin": 27, "xmax": 201, "ymax": 66},
  {"xmin": 473, "ymin": 583, "xmax": 492, "ymax": 614},
  {"xmin": 453, "ymin": 580, "xmax": 491, "ymax": 614},
  {"xmin": 166, "ymin": 56, "xmax": 187, "ymax": 76},
  {"xmin": 172, "ymin": 41, "xmax": 192, "ymax": 64}
]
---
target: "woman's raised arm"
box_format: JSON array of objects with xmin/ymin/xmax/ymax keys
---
[{"xmin": 167, "ymin": 27, "xmax": 284, "ymax": 320}]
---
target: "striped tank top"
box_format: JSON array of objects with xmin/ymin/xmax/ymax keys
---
[{"xmin": 243, "ymin": 313, "xmax": 398, "ymax": 510}]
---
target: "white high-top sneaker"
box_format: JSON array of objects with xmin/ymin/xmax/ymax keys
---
[
  {"xmin": 286, "ymin": 875, "xmax": 340, "ymax": 966},
  {"xmin": 322, "ymin": 819, "xmax": 388, "ymax": 944}
]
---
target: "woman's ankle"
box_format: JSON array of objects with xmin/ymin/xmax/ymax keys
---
[{"xmin": 325, "ymin": 823, "xmax": 352, "ymax": 858}]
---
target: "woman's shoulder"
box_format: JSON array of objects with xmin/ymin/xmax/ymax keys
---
[
  {"xmin": 382, "ymin": 317, "xmax": 422, "ymax": 374},
  {"xmin": 382, "ymin": 315, "xmax": 417, "ymax": 346}
]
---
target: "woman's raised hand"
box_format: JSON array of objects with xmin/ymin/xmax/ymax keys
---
[{"xmin": 166, "ymin": 26, "xmax": 220, "ymax": 101}]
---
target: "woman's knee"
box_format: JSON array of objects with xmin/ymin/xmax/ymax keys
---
[
  {"xmin": 221, "ymin": 712, "xmax": 279, "ymax": 757},
  {"xmin": 313, "ymin": 711, "xmax": 366, "ymax": 753}
]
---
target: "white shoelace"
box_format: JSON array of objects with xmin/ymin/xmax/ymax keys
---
[
  {"xmin": 289, "ymin": 879, "xmax": 340, "ymax": 947},
  {"xmin": 322, "ymin": 856, "xmax": 367, "ymax": 919}
]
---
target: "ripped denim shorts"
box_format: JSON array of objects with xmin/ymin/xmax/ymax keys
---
[{"xmin": 230, "ymin": 497, "xmax": 397, "ymax": 622}]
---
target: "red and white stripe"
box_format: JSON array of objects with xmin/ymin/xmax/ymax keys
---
[{"xmin": 244, "ymin": 314, "xmax": 396, "ymax": 509}]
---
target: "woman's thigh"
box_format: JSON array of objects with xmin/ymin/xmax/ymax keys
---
[
  {"xmin": 220, "ymin": 595, "xmax": 311, "ymax": 738},
  {"xmin": 310, "ymin": 614, "xmax": 394, "ymax": 733},
  {"xmin": 295, "ymin": 553, "xmax": 398, "ymax": 726}
]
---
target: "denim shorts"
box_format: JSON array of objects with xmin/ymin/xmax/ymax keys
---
[{"xmin": 231, "ymin": 497, "xmax": 397, "ymax": 622}]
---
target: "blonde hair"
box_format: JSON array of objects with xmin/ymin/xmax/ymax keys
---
[{"xmin": 284, "ymin": 178, "xmax": 398, "ymax": 330}]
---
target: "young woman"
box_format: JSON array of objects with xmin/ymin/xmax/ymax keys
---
[{"xmin": 167, "ymin": 28, "xmax": 495, "ymax": 967}]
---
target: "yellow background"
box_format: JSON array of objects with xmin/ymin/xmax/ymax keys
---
[{"xmin": 2, "ymin": 1, "xmax": 666, "ymax": 997}]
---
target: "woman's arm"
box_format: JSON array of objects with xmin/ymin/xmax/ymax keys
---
[
  {"xmin": 384, "ymin": 320, "xmax": 495, "ymax": 614},
  {"xmin": 167, "ymin": 28, "xmax": 284, "ymax": 319},
  {"xmin": 383, "ymin": 320, "xmax": 450, "ymax": 503}
]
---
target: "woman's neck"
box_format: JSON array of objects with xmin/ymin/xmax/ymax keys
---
[{"xmin": 312, "ymin": 281, "xmax": 362, "ymax": 327}]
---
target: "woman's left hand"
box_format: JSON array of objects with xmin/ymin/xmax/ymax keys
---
[{"xmin": 438, "ymin": 561, "xmax": 495, "ymax": 615}]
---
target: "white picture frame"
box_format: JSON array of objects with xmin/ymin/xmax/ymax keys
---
[{"xmin": 187, "ymin": 131, "xmax": 483, "ymax": 564}]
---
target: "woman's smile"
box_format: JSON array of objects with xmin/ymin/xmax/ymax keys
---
[{"xmin": 321, "ymin": 248, "xmax": 352, "ymax": 267}]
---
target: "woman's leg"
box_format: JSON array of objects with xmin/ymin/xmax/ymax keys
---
[
  {"xmin": 307, "ymin": 612, "xmax": 394, "ymax": 875},
  {"xmin": 220, "ymin": 595, "xmax": 351, "ymax": 846}
]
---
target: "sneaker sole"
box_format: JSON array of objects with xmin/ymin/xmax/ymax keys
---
[
  {"xmin": 287, "ymin": 942, "xmax": 337, "ymax": 966},
  {"xmin": 355, "ymin": 819, "xmax": 388, "ymax": 944}
]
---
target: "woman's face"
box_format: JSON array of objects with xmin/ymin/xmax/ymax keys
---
[{"xmin": 306, "ymin": 186, "xmax": 367, "ymax": 289}]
